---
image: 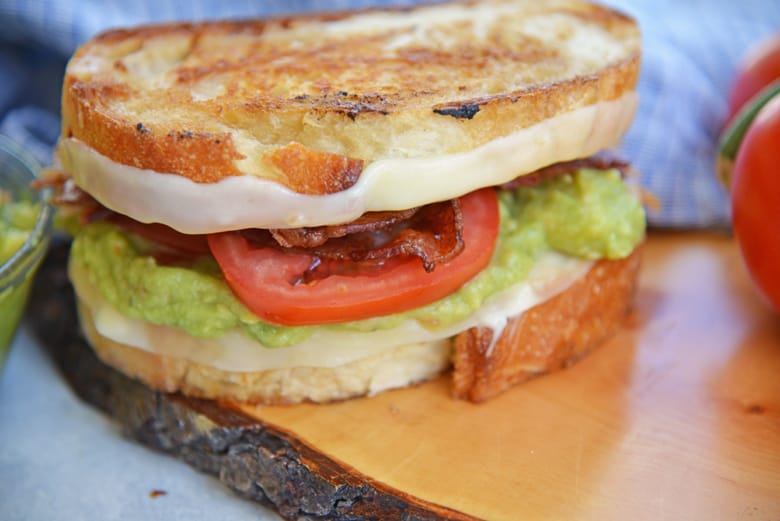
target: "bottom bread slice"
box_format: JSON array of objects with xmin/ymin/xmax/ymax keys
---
[
  {"xmin": 77, "ymin": 301, "xmax": 452, "ymax": 405},
  {"xmin": 76, "ymin": 247, "xmax": 640, "ymax": 405},
  {"xmin": 452, "ymin": 247, "xmax": 641, "ymax": 402}
]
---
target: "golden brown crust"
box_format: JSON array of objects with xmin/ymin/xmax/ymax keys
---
[
  {"xmin": 61, "ymin": 82, "xmax": 245, "ymax": 183},
  {"xmin": 452, "ymin": 247, "xmax": 642, "ymax": 402},
  {"xmin": 266, "ymin": 142, "xmax": 364, "ymax": 195},
  {"xmin": 60, "ymin": 0, "xmax": 640, "ymax": 191}
]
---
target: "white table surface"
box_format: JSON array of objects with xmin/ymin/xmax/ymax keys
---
[{"xmin": 0, "ymin": 325, "xmax": 281, "ymax": 521}]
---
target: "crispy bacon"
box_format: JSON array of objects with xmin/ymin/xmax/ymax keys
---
[
  {"xmin": 34, "ymin": 170, "xmax": 106, "ymax": 219},
  {"xmin": 305, "ymin": 199, "xmax": 463, "ymax": 276},
  {"xmin": 500, "ymin": 155, "xmax": 629, "ymax": 190},
  {"xmin": 269, "ymin": 208, "xmax": 418, "ymax": 248},
  {"xmin": 246, "ymin": 199, "xmax": 465, "ymax": 284}
]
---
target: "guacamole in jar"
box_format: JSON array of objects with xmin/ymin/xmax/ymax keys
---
[{"xmin": 0, "ymin": 193, "xmax": 42, "ymax": 363}]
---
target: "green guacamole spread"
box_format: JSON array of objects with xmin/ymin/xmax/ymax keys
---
[
  {"xmin": 0, "ymin": 198, "xmax": 41, "ymax": 357},
  {"xmin": 0, "ymin": 198, "xmax": 38, "ymax": 264},
  {"xmin": 70, "ymin": 168, "xmax": 645, "ymax": 348}
]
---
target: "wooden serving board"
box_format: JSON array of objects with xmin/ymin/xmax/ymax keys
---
[{"xmin": 29, "ymin": 232, "xmax": 780, "ymax": 520}]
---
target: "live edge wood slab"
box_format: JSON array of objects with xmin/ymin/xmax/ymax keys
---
[{"xmin": 28, "ymin": 232, "xmax": 780, "ymax": 521}]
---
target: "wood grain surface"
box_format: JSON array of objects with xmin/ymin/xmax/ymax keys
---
[
  {"xmin": 238, "ymin": 232, "xmax": 780, "ymax": 520},
  {"xmin": 31, "ymin": 232, "xmax": 780, "ymax": 520}
]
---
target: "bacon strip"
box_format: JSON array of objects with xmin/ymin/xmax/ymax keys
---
[
  {"xmin": 500, "ymin": 156, "xmax": 629, "ymax": 190},
  {"xmin": 301, "ymin": 198, "xmax": 464, "ymax": 275},
  {"xmin": 245, "ymin": 199, "xmax": 465, "ymax": 284},
  {"xmin": 270, "ymin": 208, "xmax": 418, "ymax": 248},
  {"xmin": 34, "ymin": 169, "xmax": 101, "ymax": 213}
]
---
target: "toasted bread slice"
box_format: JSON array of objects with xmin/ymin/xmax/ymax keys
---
[
  {"xmin": 72, "ymin": 247, "xmax": 640, "ymax": 404},
  {"xmin": 61, "ymin": 0, "xmax": 640, "ymax": 192},
  {"xmin": 453, "ymin": 247, "xmax": 641, "ymax": 402}
]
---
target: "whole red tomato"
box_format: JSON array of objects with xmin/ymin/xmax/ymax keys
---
[
  {"xmin": 727, "ymin": 33, "xmax": 780, "ymax": 122},
  {"xmin": 730, "ymin": 94, "xmax": 780, "ymax": 314}
]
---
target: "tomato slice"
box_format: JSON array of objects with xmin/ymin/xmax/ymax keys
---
[{"xmin": 208, "ymin": 188, "xmax": 499, "ymax": 326}]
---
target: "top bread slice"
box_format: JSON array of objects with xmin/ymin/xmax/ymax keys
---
[{"xmin": 60, "ymin": 0, "xmax": 640, "ymax": 192}]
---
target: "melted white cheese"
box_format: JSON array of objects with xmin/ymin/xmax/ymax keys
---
[
  {"xmin": 70, "ymin": 252, "xmax": 592, "ymax": 372},
  {"xmin": 57, "ymin": 94, "xmax": 637, "ymax": 233}
]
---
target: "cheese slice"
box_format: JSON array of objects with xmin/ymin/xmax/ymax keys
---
[{"xmin": 57, "ymin": 94, "xmax": 636, "ymax": 234}]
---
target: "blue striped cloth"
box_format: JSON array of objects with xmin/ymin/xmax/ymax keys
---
[{"xmin": 1, "ymin": 0, "xmax": 778, "ymax": 228}]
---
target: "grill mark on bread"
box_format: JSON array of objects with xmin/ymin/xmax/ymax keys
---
[
  {"xmin": 434, "ymin": 104, "xmax": 481, "ymax": 119},
  {"xmin": 308, "ymin": 92, "xmax": 392, "ymax": 120}
]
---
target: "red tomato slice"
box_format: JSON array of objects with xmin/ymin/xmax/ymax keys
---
[
  {"xmin": 208, "ymin": 188, "xmax": 500, "ymax": 326},
  {"xmin": 731, "ymin": 94, "xmax": 780, "ymax": 314},
  {"xmin": 727, "ymin": 33, "xmax": 780, "ymax": 123}
]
